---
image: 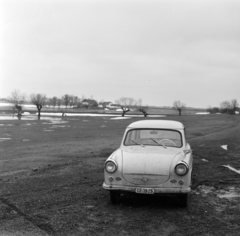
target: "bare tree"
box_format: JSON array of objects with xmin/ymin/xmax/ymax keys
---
[
  {"xmin": 207, "ymin": 106, "xmax": 220, "ymax": 114},
  {"xmin": 8, "ymin": 90, "xmax": 26, "ymax": 116},
  {"xmin": 62, "ymin": 94, "xmax": 71, "ymax": 108},
  {"xmin": 220, "ymin": 101, "xmax": 232, "ymax": 113},
  {"xmin": 135, "ymin": 98, "xmax": 148, "ymax": 117},
  {"xmin": 69, "ymin": 95, "xmax": 78, "ymax": 107},
  {"xmin": 220, "ymin": 99, "xmax": 239, "ymax": 114},
  {"xmin": 49, "ymin": 96, "xmax": 58, "ymax": 107},
  {"xmin": 57, "ymin": 98, "xmax": 62, "ymax": 108},
  {"xmin": 30, "ymin": 93, "xmax": 47, "ymax": 117},
  {"xmin": 173, "ymin": 100, "xmax": 186, "ymax": 116},
  {"xmin": 231, "ymin": 99, "xmax": 239, "ymax": 114},
  {"xmin": 115, "ymin": 97, "xmax": 136, "ymax": 117}
]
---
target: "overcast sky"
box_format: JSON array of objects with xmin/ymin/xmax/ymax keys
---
[{"xmin": 0, "ymin": 0, "xmax": 239, "ymax": 108}]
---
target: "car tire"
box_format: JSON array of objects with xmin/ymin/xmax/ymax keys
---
[
  {"xmin": 110, "ymin": 191, "xmax": 121, "ymax": 204},
  {"xmin": 178, "ymin": 193, "xmax": 189, "ymax": 207}
]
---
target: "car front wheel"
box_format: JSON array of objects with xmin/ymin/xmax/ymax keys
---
[{"xmin": 110, "ymin": 191, "xmax": 121, "ymax": 204}]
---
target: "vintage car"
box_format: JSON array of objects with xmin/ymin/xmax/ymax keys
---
[{"xmin": 103, "ymin": 120, "xmax": 192, "ymax": 207}]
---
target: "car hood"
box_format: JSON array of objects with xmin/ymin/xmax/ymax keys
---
[{"xmin": 121, "ymin": 146, "xmax": 181, "ymax": 185}]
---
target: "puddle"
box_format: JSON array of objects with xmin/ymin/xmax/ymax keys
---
[
  {"xmin": 0, "ymin": 138, "xmax": 12, "ymax": 140},
  {"xmin": 43, "ymin": 130, "xmax": 54, "ymax": 132},
  {"xmin": 23, "ymin": 139, "xmax": 30, "ymax": 142},
  {"xmin": 0, "ymin": 115, "xmax": 67, "ymax": 121},
  {"xmin": 51, "ymin": 125, "xmax": 66, "ymax": 128},
  {"xmin": 42, "ymin": 120, "xmax": 69, "ymax": 125},
  {"xmin": 202, "ymin": 159, "xmax": 209, "ymax": 162},
  {"xmin": 197, "ymin": 185, "xmax": 215, "ymax": 195},
  {"xmin": 40, "ymin": 112, "xmax": 121, "ymax": 117},
  {"xmin": 222, "ymin": 165, "xmax": 240, "ymax": 174},
  {"xmin": 216, "ymin": 186, "xmax": 240, "ymax": 199},
  {"xmin": 217, "ymin": 192, "xmax": 240, "ymax": 199},
  {"xmin": 197, "ymin": 185, "xmax": 240, "ymax": 199},
  {"xmin": 111, "ymin": 117, "xmax": 131, "ymax": 120},
  {"xmin": 195, "ymin": 112, "xmax": 210, "ymax": 115},
  {"xmin": 0, "ymin": 113, "xmax": 167, "ymax": 121}
]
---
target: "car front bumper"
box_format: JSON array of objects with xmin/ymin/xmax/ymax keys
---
[{"xmin": 103, "ymin": 183, "xmax": 191, "ymax": 194}]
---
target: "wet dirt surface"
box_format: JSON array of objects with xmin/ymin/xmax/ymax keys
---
[{"xmin": 0, "ymin": 114, "xmax": 240, "ymax": 235}]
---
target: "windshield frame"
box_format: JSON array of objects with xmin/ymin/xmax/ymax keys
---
[{"xmin": 123, "ymin": 128, "xmax": 183, "ymax": 148}]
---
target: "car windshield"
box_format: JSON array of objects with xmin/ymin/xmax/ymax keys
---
[{"xmin": 124, "ymin": 129, "xmax": 182, "ymax": 148}]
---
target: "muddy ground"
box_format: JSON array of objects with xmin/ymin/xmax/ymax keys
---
[{"xmin": 0, "ymin": 114, "xmax": 240, "ymax": 236}]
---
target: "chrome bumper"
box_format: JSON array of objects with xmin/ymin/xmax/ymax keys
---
[{"xmin": 103, "ymin": 183, "xmax": 191, "ymax": 193}]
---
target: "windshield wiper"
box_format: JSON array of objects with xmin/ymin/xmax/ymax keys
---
[
  {"xmin": 130, "ymin": 139, "xmax": 139, "ymax": 145},
  {"xmin": 150, "ymin": 138, "xmax": 166, "ymax": 148},
  {"xmin": 150, "ymin": 138, "xmax": 160, "ymax": 146}
]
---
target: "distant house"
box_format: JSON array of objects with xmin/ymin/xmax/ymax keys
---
[
  {"xmin": 98, "ymin": 102, "xmax": 120, "ymax": 109},
  {"xmin": 98, "ymin": 102, "xmax": 112, "ymax": 108},
  {"xmin": 82, "ymin": 99, "xmax": 98, "ymax": 108}
]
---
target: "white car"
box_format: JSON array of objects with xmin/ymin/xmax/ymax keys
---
[{"xmin": 103, "ymin": 120, "xmax": 193, "ymax": 207}]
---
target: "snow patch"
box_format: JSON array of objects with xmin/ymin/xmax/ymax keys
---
[
  {"xmin": 222, "ymin": 165, "xmax": 240, "ymax": 174},
  {"xmin": 221, "ymin": 145, "xmax": 228, "ymax": 150}
]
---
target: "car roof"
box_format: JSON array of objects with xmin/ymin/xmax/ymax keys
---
[{"xmin": 127, "ymin": 120, "xmax": 185, "ymax": 129}]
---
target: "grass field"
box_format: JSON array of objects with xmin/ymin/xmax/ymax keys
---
[{"xmin": 0, "ymin": 114, "xmax": 240, "ymax": 235}]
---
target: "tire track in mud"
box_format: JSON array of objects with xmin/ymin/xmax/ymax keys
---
[
  {"xmin": 0, "ymin": 196, "xmax": 54, "ymax": 235},
  {"xmin": 189, "ymin": 123, "xmax": 240, "ymax": 141}
]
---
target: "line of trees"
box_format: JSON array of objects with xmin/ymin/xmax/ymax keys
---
[
  {"xmin": 7, "ymin": 90, "xmax": 239, "ymax": 117},
  {"xmin": 172, "ymin": 99, "xmax": 239, "ymax": 116},
  {"xmin": 8, "ymin": 91, "xmax": 150, "ymax": 118},
  {"xmin": 8, "ymin": 90, "xmax": 87, "ymax": 118},
  {"xmin": 207, "ymin": 99, "xmax": 239, "ymax": 114}
]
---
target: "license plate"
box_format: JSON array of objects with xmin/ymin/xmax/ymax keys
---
[{"xmin": 136, "ymin": 188, "xmax": 154, "ymax": 194}]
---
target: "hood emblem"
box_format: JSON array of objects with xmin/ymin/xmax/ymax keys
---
[{"xmin": 142, "ymin": 177, "xmax": 148, "ymax": 182}]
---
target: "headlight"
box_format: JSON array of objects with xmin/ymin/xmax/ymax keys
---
[
  {"xmin": 175, "ymin": 163, "xmax": 188, "ymax": 176},
  {"xmin": 105, "ymin": 161, "xmax": 117, "ymax": 173}
]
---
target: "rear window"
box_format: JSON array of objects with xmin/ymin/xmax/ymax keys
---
[{"xmin": 124, "ymin": 129, "xmax": 182, "ymax": 147}]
